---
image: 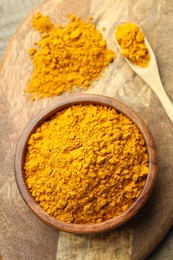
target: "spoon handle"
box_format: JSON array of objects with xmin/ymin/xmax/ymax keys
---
[
  {"xmin": 130, "ymin": 48, "xmax": 173, "ymax": 123},
  {"xmin": 143, "ymin": 71, "xmax": 173, "ymax": 124},
  {"xmin": 152, "ymin": 82, "xmax": 173, "ymax": 124}
]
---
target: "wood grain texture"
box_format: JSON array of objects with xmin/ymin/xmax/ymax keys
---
[
  {"xmin": 0, "ymin": 2, "xmax": 59, "ymax": 260},
  {"xmin": 0, "ymin": 0, "xmax": 173, "ymax": 259},
  {"xmin": 144, "ymin": 1, "xmax": 173, "ymax": 258},
  {"xmin": 131, "ymin": 0, "xmax": 173, "ymax": 259},
  {"xmin": 56, "ymin": 229, "xmax": 133, "ymax": 260},
  {"xmin": 0, "ymin": 0, "xmax": 42, "ymax": 58}
]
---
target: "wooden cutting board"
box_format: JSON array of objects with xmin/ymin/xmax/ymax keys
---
[{"xmin": 0, "ymin": 0, "xmax": 173, "ymax": 259}]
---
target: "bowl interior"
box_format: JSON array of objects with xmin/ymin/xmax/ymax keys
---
[{"xmin": 14, "ymin": 94, "xmax": 157, "ymax": 234}]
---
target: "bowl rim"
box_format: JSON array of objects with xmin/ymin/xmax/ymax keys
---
[{"xmin": 14, "ymin": 94, "xmax": 157, "ymax": 234}]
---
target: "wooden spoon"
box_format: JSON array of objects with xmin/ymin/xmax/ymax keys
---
[{"xmin": 115, "ymin": 27, "xmax": 173, "ymax": 124}]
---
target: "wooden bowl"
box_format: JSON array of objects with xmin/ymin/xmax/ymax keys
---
[{"xmin": 14, "ymin": 94, "xmax": 157, "ymax": 234}]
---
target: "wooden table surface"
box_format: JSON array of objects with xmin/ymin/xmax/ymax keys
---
[{"xmin": 0, "ymin": 0, "xmax": 173, "ymax": 259}]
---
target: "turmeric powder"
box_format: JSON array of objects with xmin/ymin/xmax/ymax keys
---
[
  {"xmin": 115, "ymin": 23, "xmax": 150, "ymax": 67},
  {"xmin": 27, "ymin": 13, "xmax": 115, "ymax": 98},
  {"xmin": 24, "ymin": 104, "xmax": 149, "ymax": 224}
]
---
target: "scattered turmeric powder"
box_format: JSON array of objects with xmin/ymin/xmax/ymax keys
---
[
  {"xmin": 27, "ymin": 13, "xmax": 115, "ymax": 98},
  {"xmin": 24, "ymin": 104, "xmax": 149, "ymax": 224},
  {"xmin": 32, "ymin": 13, "xmax": 53, "ymax": 33},
  {"xmin": 115, "ymin": 23, "xmax": 150, "ymax": 67}
]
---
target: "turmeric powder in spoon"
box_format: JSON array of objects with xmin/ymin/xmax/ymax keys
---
[{"xmin": 115, "ymin": 23, "xmax": 150, "ymax": 67}]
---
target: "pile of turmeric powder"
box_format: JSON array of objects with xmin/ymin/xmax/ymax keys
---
[
  {"xmin": 24, "ymin": 104, "xmax": 149, "ymax": 224},
  {"xmin": 115, "ymin": 23, "xmax": 150, "ymax": 67},
  {"xmin": 27, "ymin": 13, "xmax": 115, "ymax": 98}
]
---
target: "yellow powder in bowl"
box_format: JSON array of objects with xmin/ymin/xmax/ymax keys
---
[{"xmin": 24, "ymin": 104, "xmax": 148, "ymax": 224}]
